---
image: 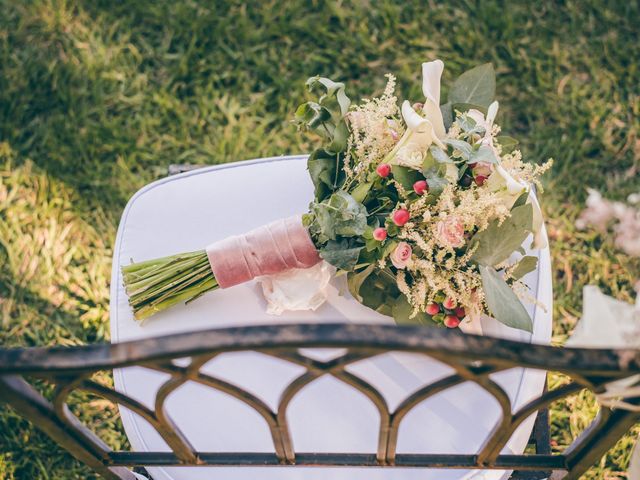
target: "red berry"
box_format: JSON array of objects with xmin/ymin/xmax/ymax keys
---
[
  {"xmin": 443, "ymin": 298, "xmax": 456, "ymax": 310},
  {"xmin": 373, "ymin": 227, "xmax": 387, "ymax": 241},
  {"xmin": 444, "ymin": 315, "xmax": 461, "ymax": 328},
  {"xmin": 376, "ymin": 163, "xmax": 391, "ymax": 178},
  {"xmin": 474, "ymin": 175, "xmax": 487, "ymax": 186},
  {"xmin": 468, "ymin": 163, "xmax": 477, "ymax": 169},
  {"xmin": 454, "ymin": 307, "xmax": 466, "ymax": 318},
  {"xmin": 413, "ymin": 180, "xmax": 429, "ymax": 195},
  {"xmin": 392, "ymin": 209, "xmax": 410, "ymax": 226},
  {"xmin": 426, "ymin": 303, "xmax": 440, "ymax": 315}
]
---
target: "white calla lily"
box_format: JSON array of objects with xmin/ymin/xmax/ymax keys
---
[
  {"xmin": 495, "ymin": 164, "xmax": 527, "ymax": 195},
  {"xmin": 486, "ymin": 100, "xmax": 499, "ymax": 127},
  {"xmin": 529, "ymin": 194, "xmax": 547, "ymax": 249},
  {"xmin": 386, "ymin": 101, "xmax": 445, "ymax": 169},
  {"xmin": 421, "ymin": 60, "xmax": 446, "ymax": 139}
]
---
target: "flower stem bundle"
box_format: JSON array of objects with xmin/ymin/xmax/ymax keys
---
[{"xmin": 122, "ymin": 250, "xmax": 218, "ymax": 321}]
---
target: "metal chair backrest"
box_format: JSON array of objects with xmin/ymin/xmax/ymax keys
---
[{"xmin": 1, "ymin": 323, "xmax": 639, "ymax": 480}]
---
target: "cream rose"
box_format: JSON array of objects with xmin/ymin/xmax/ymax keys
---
[{"xmin": 436, "ymin": 215, "xmax": 465, "ymax": 248}]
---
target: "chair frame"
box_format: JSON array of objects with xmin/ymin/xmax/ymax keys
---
[{"xmin": 1, "ymin": 323, "xmax": 639, "ymax": 480}]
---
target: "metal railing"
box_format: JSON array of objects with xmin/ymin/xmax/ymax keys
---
[{"xmin": 1, "ymin": 323, "xmax": 639, "ymax": 480}]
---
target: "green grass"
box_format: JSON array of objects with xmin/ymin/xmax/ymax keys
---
[{"xmin": 0, "ymin": 0, "xmax": 638, "ymax": 478}]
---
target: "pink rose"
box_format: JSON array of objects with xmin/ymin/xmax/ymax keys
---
[
  {"xmin": 436, "ymin": 216, "xmax": 465, "ymax": 248},
  {"xmin": 391, "ymin": 242, "xmax": 412, "ymax": 269}
]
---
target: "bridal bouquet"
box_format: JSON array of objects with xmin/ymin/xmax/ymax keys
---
[{"xmin": 123, "ymin": 59, "xmax": 551, "ymax": 331}]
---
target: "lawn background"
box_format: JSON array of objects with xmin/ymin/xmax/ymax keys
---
[{"xmin": 0, "ymin": 0, "xmax": 639, "ymax": 478}]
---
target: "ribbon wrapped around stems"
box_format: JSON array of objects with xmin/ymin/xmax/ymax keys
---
[{"xmin": 206, "ymin": 216, "xmax": 321, "ymax": 288}]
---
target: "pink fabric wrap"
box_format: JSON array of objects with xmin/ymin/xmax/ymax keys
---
[{"xmin": 206, "ymin": 215, "xmax": 321, "ymax": 288}]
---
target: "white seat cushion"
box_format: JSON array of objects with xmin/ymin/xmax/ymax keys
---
[{"xmin": 110, "ymin": 155, "xmax": 553, "ymax": 480}]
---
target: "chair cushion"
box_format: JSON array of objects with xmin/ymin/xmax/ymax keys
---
[{"xmin": 110, "ymin": 155, "xmax": 553, "ymax": 480}]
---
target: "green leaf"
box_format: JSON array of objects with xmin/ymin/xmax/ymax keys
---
[
  {"xmin": 294, "ymin": 102, "xmax": 331, "ymax": 130},
  {"xmin": 358, "ymin": 268, "xmax": 400, "ymax": 314},
  {"xmin": 306, "ymin": 76, "xmax": 351, "ymax": 116},
  {"xmin": 327, "ymin": 120, "xmax": 349, "ymax": 154},
  {"xmin": 391, "ymin": 165, "xmax": 423, "ymax": 190},
  {"xmin": 448, "ymin": 63, "xmax": 496, "ymax": 109},
  {"xmin": 470, "ymin": 203, "xmax": 533, "ymax": 266},
  {"xmin": 444, "ymin": 139, "xmax": 473, "ymax": 160},
  {"xmin": 347, "ymin": 264, "xmax": 375, "ymax": 302},
  {"xmin": 311, "ymin": 190, "xmax": 368, "ymax": 243},
  {"xmin": 480, "ymin": 266, "xmax": 533, "ymax": 332},
  {"xmin": 307, "ymin": 149, "xmax": 343, "ymax": 201},
  {"xmin": 351, "ymin": 181, "xmax": 372, "ymax": 203},
  {"xmin": 468, "ymin": 144, "xmax": 498, "ymax": 164},
  {"xmin": 422, "ymin": 167, "xmax": 449, "ymax": 196},
  {"xmin": 496, "ymin": 136, "xmax": 519, "ymax": 154},
  {"xmin": 512, "ymin": 191, "xmax": 529, "ymax": 209},
  {"xmin": 511, "ymin": 256, "xmax": 538, "ymax": 280},
  {"xmin": 440, "ymin": 101, "xmax": 453, "ymax": 129},
  {"xmin": 429, "ymin": 146, "xmax": 453, "ymax": 164},
  {"xmin": 320, "ymin": 239, "xmax": 363, "ymax": 271},
  {"xmin": 392, "ymin": 295, "xmax": 437, "ymax": 326}
]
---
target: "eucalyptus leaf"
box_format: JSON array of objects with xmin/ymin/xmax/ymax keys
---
[
  {"xmin": 422, "ymin": 167, "xmax": 449, "ymax": 196},
  {"xmin": 480, "ymin": 266, "xmax": 533, "ymax": 332},
  {"xmin": 307, "ymin": 149, "xmax": 343, "ymax": 201},
  {"xmin": 470, "ymin": 203, "xmax": 533, "ymax": 266},
  {"xmin": 468, "ymin": 144, "xmax": 498, "ymax": 164},
  {"xmin": 311, "ymin": 190, "xmax": 368, "ymax": 243},
  {"xmin": 496, "ymin": 136, "xmax": 519, "ymax": 154},
  {"xmin": 320, "ymin": 239, "xmax": 363, "ymax": 271},
  {"xmin": 444, "ymin": 139, "xmax": 473, "ymax": 159},
  {"xmin": 448, "ymin": 63, "xmax": 496, "ymax": 109},
  {"xmin": 429, "ymin": 146, "xmax": 453, "ymax": 164},
  {"xmin": 511, "ymin": 256, "xmax": 538, "ymax": 280}
]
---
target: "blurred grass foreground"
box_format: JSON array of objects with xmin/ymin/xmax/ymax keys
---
[{"xmin": 0, "ymin": 1, "xmax": 639, "ymax": 478}]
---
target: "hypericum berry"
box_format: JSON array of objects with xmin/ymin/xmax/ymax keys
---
[
  {"xmin": 376, "ymin": 163, "xmax": 391, "ymax": 178},
  {"xmin": 426, "ymin": 303, "xmax": 440, "ymax": 315},
  {"xmin": 454, "ymin": 307, "xmax": 466, "ymax": 318},
  {"xmin": 443, "ymin": 298, "xmax": 457, "ymax": 310},
  {"xmin": 392, "ymin": 209, "xmax": 410, "ymax": 226},
  {"xmin": 459, "ymin": 175, "xmax": 473, "ymax": 188},
  {"xmin": 444, "ymin": 315, "xmax": 461, "ymax": 328},
  {"xmin": 373, "ymin": 227, "xmax": 387, "ymax": 241},
  {"xmin": 474, "ymin": 175, "xmax": 488, "ymax": 186},
  {"xmin": 413, "ymin": 180, "xmax": 428, "ymax": 195}
]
